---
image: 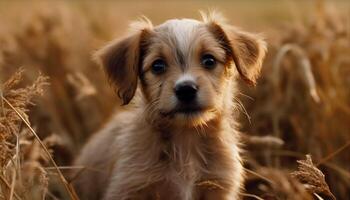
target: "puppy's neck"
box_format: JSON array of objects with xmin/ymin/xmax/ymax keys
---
[{"xmin": 152, "ymin": 112, "xmax": 231, "ymax": 138}]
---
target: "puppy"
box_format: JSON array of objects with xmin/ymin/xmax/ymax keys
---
[{"xmin": 73, "ymin": 11, "xmax": 266, "ymax": 200}]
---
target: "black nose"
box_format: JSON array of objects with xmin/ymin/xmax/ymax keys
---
[{"xmin": 175, "ymin": 81, "xmax": 198, "ymax": 103}]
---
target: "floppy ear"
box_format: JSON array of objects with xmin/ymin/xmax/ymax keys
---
[
  {"xmin": 208, "ymin": 22, "xmax": 267, "ymax": 85},
  {"xmin": 94, "ymin": 30, "xmax": 149, "ymax": 105}
]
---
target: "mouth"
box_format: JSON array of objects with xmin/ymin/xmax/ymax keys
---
[
  {"xmin": 158, "ymin": 104, "xmax": 218, "ymax": 127},
  {"xmin": 160, "ymin": 105, "xmax": 209, "ymax": 117},
  {"xmin": 175, "ymin": 104, "xmax": 204, "ymax": 114}
]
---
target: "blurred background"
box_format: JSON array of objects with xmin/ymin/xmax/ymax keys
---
[{"xmin": 0, "ymin": 0, "xmax": 349, "ymax": 199}]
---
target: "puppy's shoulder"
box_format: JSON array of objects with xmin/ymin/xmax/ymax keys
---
[{"xmin": 75, "ymin": 109, "xmax": 137, "ymax": 161}]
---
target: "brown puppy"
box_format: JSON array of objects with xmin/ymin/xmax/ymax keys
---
[{"xmin": 73, "ymin": 11, "xmax": 266, "ymax": 200}]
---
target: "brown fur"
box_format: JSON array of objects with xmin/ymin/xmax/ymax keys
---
[{"xmin": 73, "ymin": 11, "xmax": 266, "ymax": 200}]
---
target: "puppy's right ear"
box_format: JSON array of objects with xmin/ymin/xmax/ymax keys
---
[{"xmin": 94, "ymin": 26, "xmax": 151, "ymax": 105}]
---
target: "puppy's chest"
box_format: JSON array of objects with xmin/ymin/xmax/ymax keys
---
[{"xmin": 159, "ymin": 131, "xmax": 210, "ymax": 188}]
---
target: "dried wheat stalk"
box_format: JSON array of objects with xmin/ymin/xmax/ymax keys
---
[
  {"xmin": 291, "ymin": 155, "xmax": 336, "ymax": 200},
  {"xmin": 0, "ymin": 68, "xmax": 79, "ymax": 200}
]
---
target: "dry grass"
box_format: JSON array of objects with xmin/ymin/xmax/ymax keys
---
[
  {"xmin": 0, "ymin": 68, "xmax": 50, "ymax": 199},
  {"xmin": 241, "ymin": 1, "xmax": 350, "ymax": 199},
  {"xmin": 0, "ymin": 0, "xmax": 349, "ymax": 199},
  {"xmin": 292, "ymin": 155, "xmax": 335, "ymax": 200}
]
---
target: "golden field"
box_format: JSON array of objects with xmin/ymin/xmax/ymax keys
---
[{"xmin": 0, "ymin": 0, "xmax": 349, "ymax": 199}]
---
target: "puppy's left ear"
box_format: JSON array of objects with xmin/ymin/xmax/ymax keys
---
[{"xmin": 208, "ymin": 23, "xmax": 267, "ymax": 85}]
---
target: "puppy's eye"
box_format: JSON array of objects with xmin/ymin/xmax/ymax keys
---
[
  {"xmin": 151, "ymin": 59, "xmax": 167, "ymax": 75},
  {"xmin": 201, "ymin": 54, "xmax": 216, "ymax": 69}
]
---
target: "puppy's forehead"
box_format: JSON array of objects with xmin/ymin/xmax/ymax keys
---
[
  {"xmin": 154, "ymin": 19, "xmax": 202, "ymax": 54},
  {"xmin": 156, "ymin": 18, "xmax": 201, "ymax": 34}
]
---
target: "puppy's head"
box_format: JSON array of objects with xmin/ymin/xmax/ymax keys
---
[{"xmin": 94, "ymin": 12, "xmax": 266, "ymax": 128}]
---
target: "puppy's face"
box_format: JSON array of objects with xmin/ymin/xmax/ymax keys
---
[
  {"xmin": 140, "ymin": 20, "xmax": 232, "ymax": 126},
  {"xmin": 95, "ymin": 13, "xmax": 266, "ymax": 128}
]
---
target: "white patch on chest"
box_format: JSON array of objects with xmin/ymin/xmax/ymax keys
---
[{"xmin": 164, "ymin": 129, "xmax": 204, "ymax": 200}]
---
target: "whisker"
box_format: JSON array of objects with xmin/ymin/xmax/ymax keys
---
[
  {"xmin": 234, "ymin": 97, "xmax": 251, "ymax": 124},
  {"xmin": 238, "ymin": 92, "xmax": 254, "ymax": 101}
]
